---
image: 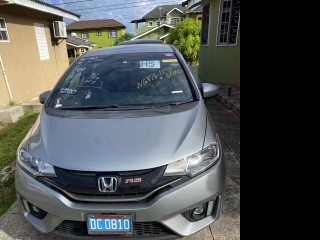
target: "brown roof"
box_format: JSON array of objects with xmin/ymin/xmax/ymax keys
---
[{"xmin": 67, "ymin": 19, "xmax": 126, "ymax": 31}]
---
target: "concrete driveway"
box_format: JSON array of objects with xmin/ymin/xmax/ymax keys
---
[{"xmin": 0, "ymin": 99, "xmax": 240, "ymax": 240}]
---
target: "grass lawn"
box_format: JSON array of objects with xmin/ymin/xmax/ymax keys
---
[{"xmin": 0, "ymin": 112, "xmax": 39, "ymax": 216}]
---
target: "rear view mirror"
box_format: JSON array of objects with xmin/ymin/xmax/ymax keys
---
[
  {"xmin": 202, "ymin": 83, "xmax": 219, "ymax": 98},
  {"xmin": 39, "ymin": 91, "xmax": 52, "ymax": 104}
]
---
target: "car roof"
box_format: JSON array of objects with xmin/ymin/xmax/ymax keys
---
[
  {"xmin": 119, "ymin": 40, "xmax": 164, "ymax": 45},
  {"xmin": 84, "ymin": 44, "xmax": 174, "ymax": 57}
]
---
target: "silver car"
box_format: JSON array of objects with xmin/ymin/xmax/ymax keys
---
[{"xmin": 16, "ymin": 41, "xmax": 225, "ymax": 239}]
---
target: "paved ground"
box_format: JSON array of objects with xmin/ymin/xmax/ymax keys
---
[{"xmin": 0, "ymin": 99, "xmax": 240, "ymax": 240}]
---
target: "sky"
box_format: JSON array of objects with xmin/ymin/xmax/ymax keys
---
[{"xmin": 42, "ymin": 0, "xmax": 184, "ymax": 34}]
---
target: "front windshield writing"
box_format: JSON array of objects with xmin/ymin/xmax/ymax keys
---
[{"xmin": 51, "ymin": 53, "xmax": 193, "ymax": 108}]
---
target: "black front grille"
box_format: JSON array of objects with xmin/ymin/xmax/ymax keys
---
[
  {"xmin": 47, "ymin": 184, "xmax": 174, "ymax": 203},
  {"xmin": 55, "ymin": 220, "xmax": 177, "ymax": 238},
  {"xmin": 38, "ymin": 166, "xmax": 188, "ymax": 203}
]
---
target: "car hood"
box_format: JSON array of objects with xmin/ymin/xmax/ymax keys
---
[{"xmin": 27, "ymin": 103, "xmax": 207, "ymax": 172}]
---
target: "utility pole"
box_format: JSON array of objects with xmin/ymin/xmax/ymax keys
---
[{"xmin": 159, "ymin": 7, "xmax": 162, "ymax": 25}]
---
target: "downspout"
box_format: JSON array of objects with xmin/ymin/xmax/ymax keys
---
[{"xmin": 0, "ymin": 55, "xmax": 13, "ymax": 100}]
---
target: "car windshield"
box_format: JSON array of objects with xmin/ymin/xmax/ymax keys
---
[{"xmin": 50, "ymin": 52, "xmax": 194, "ymax": 109}]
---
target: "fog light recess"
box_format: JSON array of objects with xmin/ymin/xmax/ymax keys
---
[
  {"xmin": 28, "ymin": 202, "xmax": 47, "ymax": 219},
  {"xmin": 181, "ymin": 199, "xmax": 216, "ymax": 222},
  {"xmin": 21, "ymin": 197, "xmax": 47, "ymax": 220}
]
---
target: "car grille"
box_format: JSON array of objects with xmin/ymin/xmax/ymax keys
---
[
  {"xmin": 45, "ymin": 182, "xmax": 175, "ymax": 203},
  {"xmin": 39, "ymin": 166, "xmax": 188, "ymax": 203},
  {"xmin": 55, "ymin": 220, "xmax": 177, "ymax": 238}
]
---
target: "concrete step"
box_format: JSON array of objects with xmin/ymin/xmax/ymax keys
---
[
  {"xmin": 0, "ymin": 106, "xmax": 24, "ymax": 124},
  {"xmin": 22, "ymin": 104, "xmax": 42, "ymax": 113},
  {"xmin": 0, "ymin": 104, "xmax": 42, "ymax": 124}
]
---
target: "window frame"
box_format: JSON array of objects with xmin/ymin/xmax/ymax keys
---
[
  {"xmin": 148, "ymin": 21, "xmax": 154, "ymax": 27},
  {"xmin": 201, "ymin": 3, "xmax": 211, "ymax": 46},
  {"xmin": 80, "ymin": 48, "xmax": 86, "ymax": 55},
  {"xmin": 0, "ymin": 17, "xmax": 10, "ymax": 42},
  {"xmin": 216, "ymin": 0, "xmax": 240, "ymax": 46},
  {"xmin": 96, "ymin": 30, "xmax": 102, "ymax": 36},
  {"xmin": 169, "ymin": 17, "xmax": 181, "ymax": 26},
  {"xmin": 108, "ymin": 30, "xmax": 117, "ymax": 39},
  {"xmin": 81, "ymin": 32, "xmax": 89, "ymax": 39},
  {"xmin": 156, "ymin": 21, "xmax": 161, "ymax": 27}
]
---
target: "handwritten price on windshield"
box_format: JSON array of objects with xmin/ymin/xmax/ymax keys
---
[{"xmin": 137, "ymin": 67, "xmax": 183, "ymax": 90}]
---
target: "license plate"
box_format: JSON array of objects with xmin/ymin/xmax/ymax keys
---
[{"xmin": 87, "ymin": 214, "xmax": 133, "ymax": 235}]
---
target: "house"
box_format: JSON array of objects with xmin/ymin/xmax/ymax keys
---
[
  {"xmin": 66, "ymin": 19, "xmax": 126, "ymax": 49},
  {"xmin": 183, "ymin": 5, "xmax": 203, "ymax": 21},
  {"xmin": 67, "ymin": 35, "xmax": 96, "ymax": 61},
  {"xmin": 184, "ymin": 0, "xmax": 240, "ymax": 88},
  {"xmin": 131, "ymin": 4, "xmax": 187, "ymax": 42},
  {"xmin": 0, "ymin": 0, "xmax": 79, "ymax": 105}
]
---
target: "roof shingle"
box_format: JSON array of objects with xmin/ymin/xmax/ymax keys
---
[
  {"xmin": 67, "ymin": 36, "xmax": 96, "ymax": 48},
  {"xmin": 67, "ymin": 19, "xmax": 126, "ymax": 31},
  {"xmin": 142, "ymin": 4, "xmax": 187, "ymax": 19}
]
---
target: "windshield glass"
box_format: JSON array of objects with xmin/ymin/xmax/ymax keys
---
[{"xmin": 50, "ymin": 53, "xmax": 194, "ymax": 109}]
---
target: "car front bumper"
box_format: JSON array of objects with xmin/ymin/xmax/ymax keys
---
[{"xmin": 15, "ymin": 158, "xmax": 225, "ymax": 238}]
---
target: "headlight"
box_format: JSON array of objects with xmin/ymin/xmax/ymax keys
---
[
  {"xmin": 164, "ymin": 137, "xmax": 221, "ymax": 177},
  {"xmin": 17, "ymin": 149, "xmax": 56, "ymax": 177}
]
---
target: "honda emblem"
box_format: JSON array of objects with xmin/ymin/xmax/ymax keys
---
[{"xmin": 98, "ymin": 177, "xmax": 118, "ymax": 193}]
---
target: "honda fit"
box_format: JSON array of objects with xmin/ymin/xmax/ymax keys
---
[{"xmin": 16, "ymin": 41, "xmax": 225, "ymax": 239}]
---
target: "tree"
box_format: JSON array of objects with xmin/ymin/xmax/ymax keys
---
[
  {"xmin": 167, "ymin": 18, "xmax": 201, "ymax": 65},
  {"xmin": 114, "ymin": 33, "xmax": 135, "ymax": 46}
]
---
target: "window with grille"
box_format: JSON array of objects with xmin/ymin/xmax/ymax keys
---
[
  {"xmin": 108, "ymin": 30, "xmax": 117, "ymax": 38},
  {"xmin": 170, "ymin": 18, "xmax": 181, "ymax": 26},
  {"xmin": 81, "ymin": 32, "xmax": 89, "ymax": 39},
  {"xmin": 80, "ymin": 48, "xmax": 86, "ymax": 55},
  {"xmin": 0, "ymin": 18, "xmax": 9, "ymax": 42},
  {"xmin": 217, "ymin": 0, "xmax": 240, "ymax": 46},
  {"xmin": 201, "ymin": 4, "xmax": 210, "ymax": 45}
]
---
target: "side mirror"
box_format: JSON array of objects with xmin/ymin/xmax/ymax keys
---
[
  {"xmin": 39, "ymin": 91, "xmax": 52, "ymax": 104},
  {"xmin": 202, "ymin": 83, "xmax": 219, "ymax": 98}
]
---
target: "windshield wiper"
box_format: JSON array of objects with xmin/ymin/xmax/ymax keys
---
[
  {"xmin": 58, "ymin": 105, "xmax": 119, "ymax": 110},
  {"xmin": 57, "ymin": 101, "xmax": 195, "ymax": 111},
  {"xmin": 153, "ymin": 100, "xmax": 195, "ymax": 109},
  {"xmin": 58, "ymin": 105, "xmax": 153, "ymax": 111}
]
